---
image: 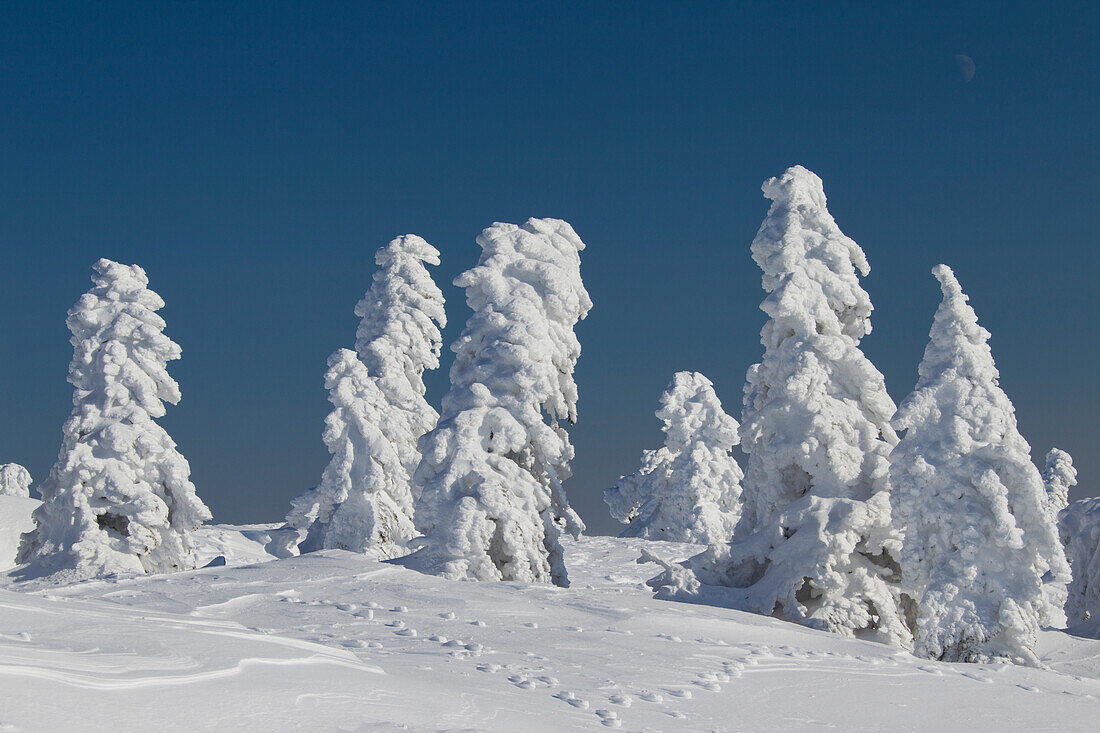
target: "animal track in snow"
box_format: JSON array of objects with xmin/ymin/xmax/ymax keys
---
[
  {"xmin": 554, "ymin": 691, "xmax": 589, "ymax": 709},
  {"xmin": 607, "ymin": 693, "xmax": 632, "ymax": 707},
  {"xmin": 639, "ymin": 690, "xmax": 663, "ymax": 703},
  {"xmin": 595, "ymin": 709, "xmax": 621, "ymax": 728}
]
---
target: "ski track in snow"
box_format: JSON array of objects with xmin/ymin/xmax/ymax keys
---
[{"xmin": 1, "ymin": 535, "xmax": 1099, "ymax": 731}]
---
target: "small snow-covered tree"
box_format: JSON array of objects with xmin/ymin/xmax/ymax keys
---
[
  {"xmin": 890, "ymin": 265, "xmax": 1070, "ymax": 665},
  {"xmin": 0, "ymin": 464, "xmax": 32, "ymax": 497},
  {"xmin": 604, "ymin": 371, "xmax": 743, "ymax": 543},
  {"xmin": 1042, "ymin": 448, "xmax": 1075, "ymax": 524},
  {"xmin": 1061, "ymin": 497, "xmax": 1100, "ymax": 625},
  {"xmin": 286, "ymin": 235, "xmax": 445, "ymax": 557},
  {"xmin": 18, "ymin": 259, "xmax": 211, "ymax": 579},
  {"xmin": 649, "ymin": 166, "xmax": 910, "ymax": 647},
  {"xmin": 411, "ymin": 218, "xmax": 591, "ymax": 587}
]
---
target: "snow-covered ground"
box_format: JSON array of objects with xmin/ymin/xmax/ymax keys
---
[{"xmin": 1, "ymin": 502, "xmax": 1099, "ymax": 731}]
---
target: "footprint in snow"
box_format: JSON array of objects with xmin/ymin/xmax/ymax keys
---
[
  {"xmin": 428, "ymin": 635, "xmax": 447, "ymax": 643},
  {"xmin": 394, "ymin": 628, "xmax": 417, "ymax": 637},
  {"xmin": 918, "ymin": 666, "xmax": 943, "ymax": 676},
  {"xmin": 656, "ymin": 634, "xmax": 681, "ymax": 642},
  {"xmin": 693, "ymin": 680, "xmax": 719, "ymax": 692},
  {"xmin": 639, "ymin": 691, "xmax": 663, "ymax": 703},
  {"xmin": 470, "ymin": 620, "xmax": 486, "ymax": 627},
  {"xmin": 565, "ymin": 626, "xmax": 583, "ymax": 632},
  {"xmin": 476, "ymin": 664, "xmax": 501, "ymax": 673},
  {"xmin": 387, "ymin": 620, "xmax": 406, "ymax": 629},
  {"xmin": 439, "ymin": 612, "xmax": 456, "ymax": 620},
  {"xmin": 442, "ymin": 639, "xmax": 466, "ymax": 648},
  {"xmin": 595, "ymin": 710, "xmax": 621, "ymax": 728},
  {"xmin": 342, "ymin": 639, "xmax": 367, "ymax": 648},
  {"xmin": 608, "ymin": 694, "xmax": 632, "ymax": 707},
  {"xmin": 354, "ymin": 609, "xmax": 375, "ymax": 620},
  {"xmin": 510, "ymin": 676, "xmax": 536, "ymax": 690},
  {"xmin": 537, "ymin": 675, "xmax": 558, "ymax": 685},
  {"xmin": 365, "ymin": 601, "xmax": 382, "ymax": 609},
  {"xmin": 524, "ymin": 622, "xmax": 538, "ymax": 628},
  {"xmin": 367, "ymin": 641, "xmax": 383, "ymax": 649},
  {"xmin": 335, "ymin": 602, "xmax": 356, "ymax": 612},
  {"xmin": 554, "ymin": 691, "xmax": 589, "ymax": 709},
  {"xmin": 667, "ymin": 711, "xmax": 687, "ymax": 719},
  {"xmin": 1017, "ymin": 684, "xmax": 1040, "ymax": 692},
  {"xmin": 391, "ymin": 606, "xmax": 408, "ymax": 613},
  {"xmin": 669, "ymin": 688, "xmax": 692, "ymax": 698}
]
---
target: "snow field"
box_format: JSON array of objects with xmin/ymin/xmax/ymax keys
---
[{"xmin": 2, "ymin": 531, "xmax": 1099, "ymax": 731}]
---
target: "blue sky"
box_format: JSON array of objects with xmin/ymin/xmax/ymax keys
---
[{"xmin": 0, "ymin": 2, "xmax": 1096, "ymax": 534}]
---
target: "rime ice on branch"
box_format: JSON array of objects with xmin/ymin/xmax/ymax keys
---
[
  {"xmin": 410, "ymin": 218, "xmax": 591, "ymax": 587},
  {"xmin": 286, "ymin": 235, "xmax": 446, "ymax": 558},
  {"xmin": 18, "ymin": 259, "xmax": 211, "ymax": 579},
  {"xmin": 604, "ymin": 371, "xmax": 743, "ymax": 543},
  {"xmin": 649, "ymin": 166, "xmax": 910, "ymax": 647},
  {"xmin": 890, "ymin": 265, "xmax": 1070, "ymax": 664}
]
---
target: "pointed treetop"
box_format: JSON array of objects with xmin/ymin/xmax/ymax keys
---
[
  {"xmin": 374, "ymin": 233, "xmax": 441, "ymax": 269},
  {"xmin": 753, "ymin": 165, "xmax": 873, "ymax": 342},
  {"xmin": 657, "ymin": 371, "xmax": 739, "ymax": 453},
  {"xmin": 915, "ymin": 264, "xmax": 998, "ymax": 390},
  {"xmin": 354, "ymin": 234, "xmax": 446, "ymax": 399}
]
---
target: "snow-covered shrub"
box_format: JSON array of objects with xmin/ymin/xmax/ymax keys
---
[
  {"xmin": 410, "ymin": 218, "xmax": 591, "ymax": 586},
  {"xmin": 604, "ymin": 371, "xmax": 742, "ymax": 543},
  {"xmin": 890, "ymin": 265, "xmax": 1070, "ymax": 665},
  {"xmin": 1061, "ymin": 498, "xmax": 1100, "ymax": 625},
  {"xmin": 0, "ymin": 464, "xmax": 32, "ymax": 498},
  {"xmin": 286, "ymin": 235, "xmax": 446, "ymax": 557},
  {"xmin": 18, "ymin": 259, "xmax": 211, "ymax": 579},
  {"xmin": 649, "ymin": 166, "xmax": 910, "ymax": 647},
  {"xmin": 1043, "ymin": 448, "xmax": 1075, "ymax": 525}
]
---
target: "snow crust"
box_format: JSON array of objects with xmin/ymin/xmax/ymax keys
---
[
  {"xmin": 284, "ymin": 233, "xmax": 446, "ymax": 559},
  {"xmin": 604, "ymin": 371, "xmax": 742, "ymax": 543},
  {"xmin": 18, "ymin": 259, "xmax": 211, "ymax": 580},
  {"xmin": 650, "ymin": 166, "xmax": 909, "ymax": 647},
  {"xmin": 890, "ymin": 265, "xmax": 1070, "ymax": 664},
  {"xmin": 411, "ymin": 219, "xmax": 590, "ymax": 586},
  {"xmin": 0, "ymin": 463, "xmax": 32, "ymax": 497}
]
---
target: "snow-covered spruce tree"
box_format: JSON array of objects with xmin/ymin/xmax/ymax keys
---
[
  {"xmin": 1061, "ymin": 497, "xmax": 1100, "ymax": 625},
  {"xmin": 890, "ymin": 265, "xmax": 1070, "ymax": 664},
  {"xmin": 604, "ymin": 371, "xmax": 743, "ymax": 543},
  {"xmin": 18, "ymin": 259, "xmax": 211, "ymax": 579},
  {"xmin": 648, "ymin": 166, "xmax": 910, "ymax": 647},
  {"xmin": 0, "ymin": 464, "xmax": 32, "ymax": 497},
  {"xmin": 410, "ymin": 218, "xmax": 591, "ymax": 587},
  {"xmin": 1043, "ymin": 448, "xmax": 1075, "ymax": 525},
  {"xmin": 285, "ymin": 235, "xmax": 446, "ymax": 557}
]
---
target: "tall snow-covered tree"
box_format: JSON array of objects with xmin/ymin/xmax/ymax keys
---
[
  {"xmin": 1042, "ymin": 448, "xmax": 1075, "ymax": 524},
  {"xmin": 604, "ymin": 371, "xmax": 743, "ymax": 543},
  {"xmin": 410, "ymin": 218, "xmax": 591, "ymax": 587},
  {"xmin": 1060, "ymin": 497, "xmax": 1100, "ymax": 625},
  {"xmin": 0, "ymin": 464, "xmax": 32, "ymax": 498},
  {"xmin": 285, "ymin": 235, "xmax": 445, "ymax": 557},
  {"xmin": 649, "ymin": 166, "xmax": 910, "ymax": 647},
  {"xmin": 890, "ymin": 265, "xmax": 1071, "ymax": 664},
  {"xmin": 18, "ymin": 259, "xmax": 211, "ymax": 579}
]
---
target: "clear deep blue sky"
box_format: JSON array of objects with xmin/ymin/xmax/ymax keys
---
[{"xmin": 0, "ymin": 2, "xmax": 1096, "ymax": 534}]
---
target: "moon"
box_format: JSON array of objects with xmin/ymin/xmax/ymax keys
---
[{"xmin": 955, "ymin": 54, "xmax": 976, "ymax": 82}]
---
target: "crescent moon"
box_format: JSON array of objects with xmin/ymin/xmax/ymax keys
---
[{"xmin": 955, "ymin": 54, "xmax": 976, "ymax": 82}]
